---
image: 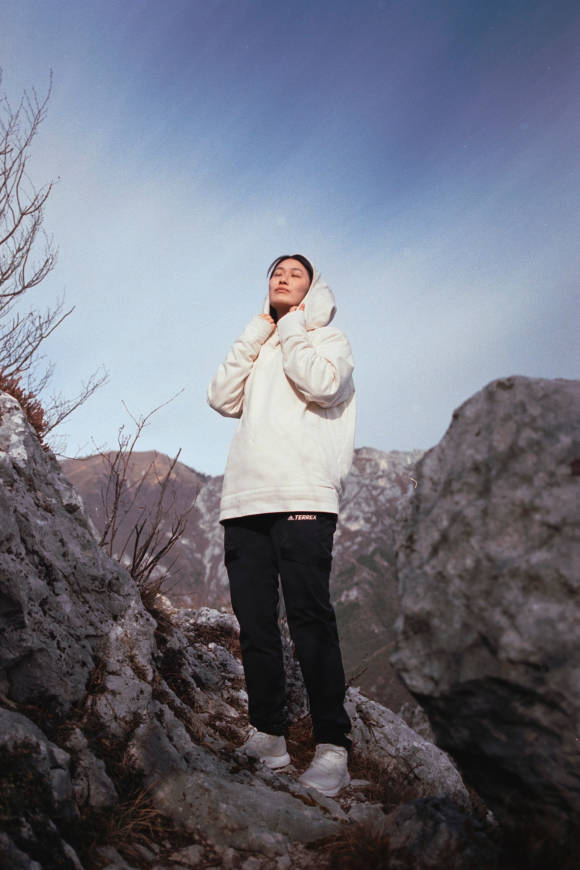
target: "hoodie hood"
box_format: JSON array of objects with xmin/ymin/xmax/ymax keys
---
[{"xmin": 263, "ymin": 266, "xmax": 337, "ymax": 330}]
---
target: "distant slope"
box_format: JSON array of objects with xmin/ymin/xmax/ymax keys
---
[
  {"xmin": 333, "ymin": 447, "xmax": 423, "ymax": 709},
  {"xmin": 61, "ymin": 450, "xmax": 227, "ymax": 608},
  {"xmin": 61, "ymin": 446, "xmax": 422, "ymax": 709}
]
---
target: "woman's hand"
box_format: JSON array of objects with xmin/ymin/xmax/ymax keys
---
[
  {"xmin": 288, "ymin": 304, "xmax": 305, "ymax": 314},
  {"xmin": 259, "ymin": 313, "xmax": 275, "ymax": 325}
]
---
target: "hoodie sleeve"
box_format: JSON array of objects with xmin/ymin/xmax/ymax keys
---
[
  {"xmin": 276, "ymin": 310, "xmax": 354, "ymax": 408},
  {"xmin": 207, "ymin": 316, "xmax": 275, "ymax": 418}
]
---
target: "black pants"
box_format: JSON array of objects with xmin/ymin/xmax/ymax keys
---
[{"xmin": 224, "ymin": 512, "xmax": 351, "ymax": 749}]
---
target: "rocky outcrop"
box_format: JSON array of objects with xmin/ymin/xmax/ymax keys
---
[
  {"xmin": 0, "ymin": 397, "xmax": 138, "ymax": 719},
  {"xmin": 383, "ymin": 797, "xmax": 500, "ymax": 870},
  {"xmin": 392, "ymin": 376, "xmax": 580, "ymax": 862},
  {"xmin": 0, "ymin": 390, "xmax": 484, "ymax": 869},
  {"xmin": 345, "ymin": 690, "xmax": 469, "ymax": 809}
]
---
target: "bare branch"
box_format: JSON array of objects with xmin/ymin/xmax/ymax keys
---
[
  {"xmin": 0, "ymin": 73, "xmax": 106, "ymax": 442},
  {"xmin": 97, "ymin": 397, "xmax": 192, "ymax": 609},
  {"xmin": 0, "ymin": 299, "xmax": 73, "ymax": 377},
  {"xmin": 43, "ymin": 366, "xmax": 109, "ymax": 435},
  {"xmin": 0, "ymin": 74, "xmax": 55, "ymax": 307}
]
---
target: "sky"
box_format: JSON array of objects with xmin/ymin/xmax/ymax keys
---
[{"xmin": 1, "ymin": 0, "xmax": 578, "ymax": 475}]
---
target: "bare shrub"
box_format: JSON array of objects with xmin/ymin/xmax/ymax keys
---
[
  {"xmin": 98, "ymin": 395, "xmax": 192, "ymax": 609},
  {"xmin": 322, "ymin": 820, "xmax": 392, "ymax": 869},
  {"xmin": 0, "ymin": 368, "xmax": 48, "ymax": 443},
  {"xmin": 82, "ymin": 785, "xmax": 173, "ymax": 865}
]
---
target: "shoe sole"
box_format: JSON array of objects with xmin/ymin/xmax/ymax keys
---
[{"xmin": 263, "ymin": 752, "xmax": 291, "ymax": 769}]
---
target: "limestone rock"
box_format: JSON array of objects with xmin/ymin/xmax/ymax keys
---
[
  {"xmin": 0, "ymin": 833, "xmax": 42, "ymax": 870},
  {"xmin": 152, "ymin": 768, "xmax": 342, "ymax": 857},
  {"xmin": 0, "ymin": 391, "xmax": 139, "ymax": 718},
  {"xmin": 384, "ymin": 797, "xmax": 499, "ymax": 869},
  {"xmin": 94, "ymin": 846, "xmax": 140, "ymax": 869},
  {"xmin": 64, "ymin": 728, "xmax": 118, "ymax": 810},
  {"xmin": 346, "ymin": 689, "xmax": 470, "ymax": 808},
  {"xmin": 0, "ymin": 707, "xmax": 77, "ymax": 822},
  {"xmin": 392, "ymin": 376, "xmax": 580, "ymax": 852},
  {"xmin": 0, "ymin": 707, "xmax": 82, "ymax": 867},
  {"xmin": 397, "ymin": 701, "xmax": 435, "ymax": 742}
]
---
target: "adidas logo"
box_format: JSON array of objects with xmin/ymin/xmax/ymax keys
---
[{"xmin": 288, "ymin": 513, "xmax": 317, "ymax": 521}]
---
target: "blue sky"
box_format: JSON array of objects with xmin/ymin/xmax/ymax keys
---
[{"xmin": 2, "ymin": 0, "xmax": 578, "ymax": 474}]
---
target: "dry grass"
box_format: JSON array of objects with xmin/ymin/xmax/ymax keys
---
[
  {"xmin": 199, "ymin": 710, "xmax": 244, "ymax": 745},
  {"xmin": 318, "ymin": 820, "xmax": 392, "ymax": 869},
  {"xmin": 0, "ymin": 371, "xmax": 48, "ymax": 444},
  {"xmin": 189, "ymin": 620, "xmax": 242, "ymax": 659},
  {"xmin": 104, "ymin": 787, "xmax": 165, "ymax": 850},
  {"xmin": 82, "ymin": 785, "xmax": 185, "ymax": 869},
  {"xmin": 84, "ymin": 654, "xmax": 108, "ymax": 697},
  {"xmin": 348, "ymin": 748, "xmax": 420, "ymax": 812},
  {"xmin": 139, "ymin": 574, "xmax": 169, "ymax": 617},
  {"xmin": 287, "ymin": 716, "xmax": 316, "ymax": 772}
]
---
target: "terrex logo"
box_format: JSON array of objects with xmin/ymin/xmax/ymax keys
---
[{"xmin": 288, "ymin": 513, "xmax": 317, "ymax": 521}]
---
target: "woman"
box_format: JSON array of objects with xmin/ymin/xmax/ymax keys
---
[{"xmin": 207, "ymin": 254, "xmax": 355, "ymax": 797}]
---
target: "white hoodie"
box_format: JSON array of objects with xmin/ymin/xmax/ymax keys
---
[{"xmin": 207, "ymin": 268, "xmax": 355, "ymax": 521}]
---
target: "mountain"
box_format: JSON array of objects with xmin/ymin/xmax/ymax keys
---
[
  {"xmin": 333, "ymin": 447, "xmax": 423, "ymax": 709},
  {"xmin": 60, "ymin": 446, "xmax": 422, "ymax": 710}
]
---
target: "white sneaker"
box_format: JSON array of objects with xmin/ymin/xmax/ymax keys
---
[
  {"xmin": 298, "ymin": 743, "xmax": 350, "ymax": 796},
  {"xmin": 239, "ymin": 727, "xmax": 291, "ymax": 769}
]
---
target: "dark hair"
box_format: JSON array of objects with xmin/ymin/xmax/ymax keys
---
[
  {"xmin": 267, "ymin": 254, "xmax": 314, "ymax": 284},
  {"xmin": 267, "ymin": 254, "xmax": 313, "ymax": 322}
]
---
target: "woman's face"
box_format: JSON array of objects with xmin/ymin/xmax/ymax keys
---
[{"xmin": 269, "ymin": 258, "xmax": 311, "ymax": 318}]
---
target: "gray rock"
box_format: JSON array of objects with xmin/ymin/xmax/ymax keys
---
[
  {"xmin": 124, "ymin": 700, "xmax": 220, "ymax": 780},
  {"xmin": 61, "ymin": 841, "xmax": 85, "ymax": 870},
  {"xmin": 0, "ymin": 832, "xmax": 42, "ymax": 870},
  {"xmin": 0, "ymin": 708, "xmax": 84, "ymax": 868},
  {"xmin": 95, "ymin": 845, "xmax": 140, "ymax": 869},
  {"xmin": 384, "ymin": 797, "xmax": 500, "ymax": 869},
  {"xmin": 392, "ymin": 376, "xmax": 580, "ymax": 850},
  {"xmin": 397, "ymin": 701, "xmax": 435, "ymax": 742},
  {"xmin": 346, "ymin": 689, "xmax": 470, "ymax": 808},
  {"xmin": 186, "ymin": 605, "xmax": 239, "ymax": 634},
  {"xmin": 346, "ymin": 801, "xmax": 390, "ymax": 826},
  {"xmin": 152, "ymin": 769, "xmax": 342, "ymax": 856},
  {"xmin": 0, "ymin": 391, "xmax": 139, "ymax": 717},
  {"xmin": 168, "ymin": 844, "xmax": 205, "ymax": 866},
  {"xmin": 0, "ymin": 707, "xmax": 77, "ymax": 822},
  {"xmin": 64, "ymin": 727, "xmax": 118, "ymax": 810}
]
